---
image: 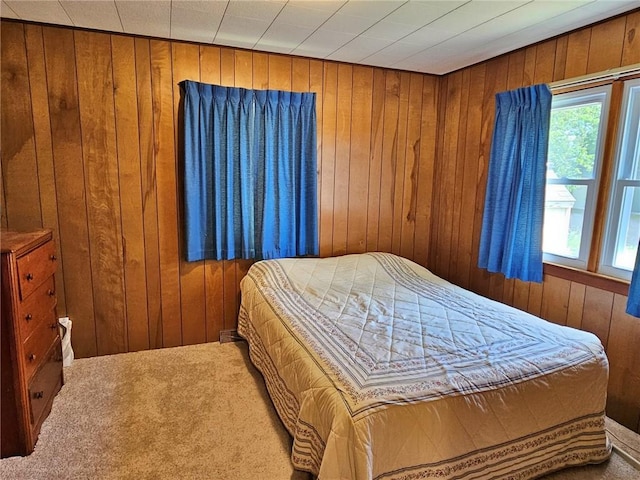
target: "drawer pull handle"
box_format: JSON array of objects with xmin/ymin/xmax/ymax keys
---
[
  {"xmin": 50, "ymin": 254, "xmax": 57, "ymax": 261},
  {"xmin": 28, "ymin": 353, "xmax": 36, "ymax": 362},
  {"xmin": 33, "ymin": 391, "xmax": 44, "ymax": 399},
  {"xmin": 25, "ymin": 313, "xmax": 33, "ymax": 321},
  {"xmin": 26, "ymin": 273, "xmax": 34, "ymax": 281},
  {"xmin": 50, "ymin": 323, "xmax": 57, "ymax": 330},
  {"xmin": 48, "ymin": 289, "xmax": 55, "ymax": 297}
]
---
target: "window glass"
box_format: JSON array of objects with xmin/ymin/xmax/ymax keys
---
[
  {"xmin": 601, "ymin": 78, "xmax": 640, "ymax": 279},
  {"xmin": 611, "ymin": 186, "xmax": 639, "ymax": 271},
  {"xmin": 543, "ymin": 183, "xmax": 587, "ymax": 259},
  {"xmin": 547, "ymin": 102, "xmax": 601, "ymax": 180},
  {"xmin": 543, "ymin": 85, "xmax": 611, "ymax": 269}
]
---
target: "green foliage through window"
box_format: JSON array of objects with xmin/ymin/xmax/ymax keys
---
[{"xmin": 547, "ymin": 103, "xmax": 601, "ymax": 179}]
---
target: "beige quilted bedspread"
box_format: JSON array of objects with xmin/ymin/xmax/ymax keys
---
[{"xmin": 238, "ymin": 253, "xmax": 611, "ymax": 480}]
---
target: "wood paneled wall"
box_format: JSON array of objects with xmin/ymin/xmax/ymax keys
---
[
  {"xmin": 431, "ymin": 10, "xmax": 640, "ymax": 432},
  {"xmin": 0, "ymin": 21, "xmax": 438, "ymax": 358}
]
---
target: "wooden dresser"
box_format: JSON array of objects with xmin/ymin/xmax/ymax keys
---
[{"xmin": 1, "ymin": 230, "xmax": 63, "ymax": 458}]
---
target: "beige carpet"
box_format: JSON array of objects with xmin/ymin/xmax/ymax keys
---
[{"xmin": 1, "ymin": 342, "xmax": 638, "ymax": 480}]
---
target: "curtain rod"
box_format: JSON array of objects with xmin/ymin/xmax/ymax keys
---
[{"xmin": 548, "ymin": 63, "xmax": 640, "ymax": 90}]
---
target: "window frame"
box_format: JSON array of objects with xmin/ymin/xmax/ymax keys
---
[
  {"xmin": 600, "ymin": 78, "xmax": 640, "ymax": 281},
  {"xmin": 543, "ymin": 84, "xmax": 612, "ymax": 270},
  {"xmin": 542, "ymin": 73, "xmax": 640, "ymax": 291}
]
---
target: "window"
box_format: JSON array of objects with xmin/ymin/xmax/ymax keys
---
[
  {"xmin": 543, "ymin": 77, "xmax": 640, "ymax": 281},
  {"xmin": 543, "ymin": 85, "xmax": 611, "ymax": 269},
  {"xmin": 601, "ymin": 78, "xmax": 640, "ymax": 280}
]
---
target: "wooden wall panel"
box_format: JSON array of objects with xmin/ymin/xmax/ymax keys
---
[
  {"xmin": 399, "ymin": 74, "xmax": 424, "ymax": 261},
  {"xmin": 42, "ymin": 26, "xmax": 97, "ymax": 358},
  {"xmin": 587, "ymin": 16, "xmax": 626, "ymax": 74},
  {"xmin": 564, "ymin": 28, "xmax": 591, "ymax": 78},
  {"xmin": 0, "ymin": 163, "xmax": 7, "ymax": 229},
  {"xmin": 24, "ymin": 25, "xmax": 67, "ymax": 315},
  {"xmin": 566, "ymin": 283, "xmax": 586, "ymax": 329},
  {"xmin": 75, "ymin": 31, "xmax": 127, "ymax": 355},
  {"xmin": 552, "ymin": 36, "xmax": 568, "ymax": 81},
  {"xmin": 391, "ymin": 73, "xmax": 410, "ymax": 257},
  {"xmin": 432, "ymin": 11, "xmax": 640, "ymax": 432},
  {"xmin": 319, "ymin": 62, "xmax": 337, "ymax": 258},
  {"xmin": 1, "ymin": 23, "xmax": 42, "ymax": 232},
  {"xmin": 533, "ymin": 40, "xmax": 556, "ymax": 84},
  {"xmin": 112, "ymin": 35, "xmax": 149, "ymax": 352},
  {"xmin": 150, "ymin": 40, "xmax": 182, "ymax": 348},
  {"xmin": 448, "ymin": 70, "xmax": 470, "ymax": 287},
  {"xmin": 366, "ymin": 69, "xmax": 385, "ymax": 253},
  {"xmin": 432, "ymin": 72, "xmax": 462, "ymax": 278},
  {"xmin": 332, "ymin": 64, "xmax": 353, "ymax": 256},
  {"xmin": 453, "ymin": 66, "xmax": 483, "ymax": 290},
  {"xmin": 347, "ymin": 66, "xmax": 373, "ymax": 254},
  {"xmin": 136, "ymin": 37, "xmax": 163, "ymax": 349},
  {"xmin": 378, "ymin": 71, "xmax": 401, "ymax": 253},
  {"xmin": 173, "ymin": 42, "xmax": 206, "ymax": 346},
  {"xmin": 413, "ymin": 76, "xmax": 439, "ymax": 268},
  {"xmin": 607, "ymin": 295, "xmax": 640, "ymax": 430},
  {"xmin": 621, "ymin": 10, "xmax": 640, "ymax": 65},
  {"xmin": 540, "ymin": 275, "xmax": 570, "ymax": 326}
]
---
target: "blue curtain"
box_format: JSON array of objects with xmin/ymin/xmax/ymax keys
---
[
  {"xmin": 478, "ymin": 84, "xmax": 552, "ymax": 283},
  {"xmin": 627, "ymin": 240, "xmax": 640, "ymax": 317},
  {"xmin": 181, "ymin": 81, "xmax": 318, "ymax": 261}
]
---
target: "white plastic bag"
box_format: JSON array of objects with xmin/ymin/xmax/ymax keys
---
[{"xmin": 58, "ymin": 316, "xmax": 74, "ymax": 367}]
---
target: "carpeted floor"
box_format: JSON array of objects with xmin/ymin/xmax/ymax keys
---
[{"xmin": 1, "ymin": 341, "xmax": 638, "ymax": 480}]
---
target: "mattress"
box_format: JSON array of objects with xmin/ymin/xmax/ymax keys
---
[{"xmin": 237, "ymin": 252, "xmax": 611, "ymax": 479}]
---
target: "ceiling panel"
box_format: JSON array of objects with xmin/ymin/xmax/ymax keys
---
[
  {"xmin": 2, "ymin": 0, "xmax": 638, "ymax": 75},
  {"xmin": 255, "ymin": 23, "xmax": 315, "ymax": 53},
  {"xmin": 467, "ymin": 1, "xmax": 592, "ymax": 39},
  {"xmin": 1, "ymin": 1, "xmax": 18, "ymax": 19},
  {"xmin": 292, "ymin": 28, "xmax": 357, "ymax": 58},
  {"xmin": 273, "ymin": 3, "xmax": 339, "ymax": 29},
  {"xmin": 288, "ymin": 0, "xmax": 346, "ymax": 12},
  {"xmin": 337, "ymin": 0, "xmax": 403, "ymax": 19},
  {"xmin": 328, "ymin": 35, "xmax": 392, "ymax": 63},
  {"xmin": 363, "ymin": 20, "xmax": 421, "ymax": 42},
  {"xmin": 115, "ymin": 0, "xmax": 171, "ymax": 39},
  {"xmin": 170, "ymin": 1, "xmax": 226, "ymax": 43},
  {"xmin": 382, "ymin": 0, "xmax": 466, "ymax": 27},
  {"xmin": 319, "ymin": 12, "xmax": 381, "ymax": 36},
  {"xmin": 214, "ymin": 14, "xmax": 271, "ymax": 48},
  {"xmin": 420, "ymin": 1, "xmax": 529, "ymax": 35},
  {"xmin": 60, "ymin": 1, "xmax": 122, "ymax": 33},
  {"xmin": 365, "ymin": 41, "xmax": 426, "ymax": 64},
  {"xmin": 5, "ymin": 0, "xmax": 72, "ymax": 26},
  {"xmin": 224, "ymin": 1, "xmax": 285, "ymax": 21}
]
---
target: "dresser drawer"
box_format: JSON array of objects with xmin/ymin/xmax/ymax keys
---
[
  {"xmin": 22, "ymin": 318, "xmax": 59, "ymax": 382},
  {"xmin": 17, "ymin": 276, "xmax": 57, "ymax": 343},
  {"xmin": 28, "ymin": 340, "xmax": 62, "ymax": 429},
  {"xmin": 16, "ymin": 241, "xmax": 58, "ymax": 301}
]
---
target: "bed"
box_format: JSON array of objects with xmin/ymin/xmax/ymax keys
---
[{"xmin": 237, "ymin": 252, "xmax": 611, "ymax": 480}]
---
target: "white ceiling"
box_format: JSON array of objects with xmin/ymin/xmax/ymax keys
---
[{"xmin": 1, "ymin": 0, "xmax": 638, "ymax": 75}]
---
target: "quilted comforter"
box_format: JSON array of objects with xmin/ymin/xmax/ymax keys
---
[{"xmin": 237, "ymin": 252, "xmax": 611, "ymax": 479}]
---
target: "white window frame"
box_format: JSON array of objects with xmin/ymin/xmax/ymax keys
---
[
  {"xmin": 600, "ymin": 78, "xmax": 640, "ymax": 280},
  {"xmin": 543, "ymin": 84, "xmax": 612, "ymax": 270}
]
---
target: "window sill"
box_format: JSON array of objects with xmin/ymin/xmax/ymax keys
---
[{"xmin": 543, "ymin": 262, "xmax": 630, "ymax": 296}]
